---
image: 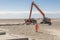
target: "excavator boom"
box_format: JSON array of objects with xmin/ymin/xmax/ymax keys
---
[{"xmin": 29, "ymin": 2, "xmax": 45, "ymax": 19}]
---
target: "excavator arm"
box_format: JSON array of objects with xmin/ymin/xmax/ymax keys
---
[{"xmin": 29, "ymin": 1, "xmax": 45, "ymax": 19}]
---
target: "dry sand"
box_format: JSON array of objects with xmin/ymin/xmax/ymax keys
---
[{"xmin": 0, "ymin": 18, "xmax": 60, "ymax": 40}]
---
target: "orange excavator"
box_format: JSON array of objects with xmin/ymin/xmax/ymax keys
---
[{"xmin": 25, "ymin": 1, "xmax": 52, "ymax": 25}]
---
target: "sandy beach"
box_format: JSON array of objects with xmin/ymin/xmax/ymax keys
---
[{"xmin": 0, "ymin": 18, "xmax": 60, "ymax": 40}]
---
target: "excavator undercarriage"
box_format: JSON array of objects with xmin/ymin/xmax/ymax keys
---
[
  {"xmin": 25, "ymin": 18, "xmax": 51, "ymax": 25},
  {"xmin": 40, "ymin": 18, "xmax": 52, "ymax": 25}
]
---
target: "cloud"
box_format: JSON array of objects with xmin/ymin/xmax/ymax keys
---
[
  {"xmin": 0, "ymin": 11, "xmax": 60, "ymax": 18},
  {"xmin": 45, "ymin": 11, "xmax": 60, "ymax": 14},
  {"xmin": 0, "ymin": 11, "xmax": 60, "ymax": 14}
]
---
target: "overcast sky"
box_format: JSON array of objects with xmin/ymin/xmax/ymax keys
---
[{"xmin": 0, "ymin": 0, "xmax": 60, "ymax": 19}]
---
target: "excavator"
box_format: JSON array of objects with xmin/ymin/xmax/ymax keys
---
[{"xmin": 25, "ymin": 1, "xmax": 52, "ymax": 25}]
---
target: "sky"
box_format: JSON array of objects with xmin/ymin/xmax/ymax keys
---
[{"xmin": 0, "ymin": 0, "xmax": 60, "ymax": 19}]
